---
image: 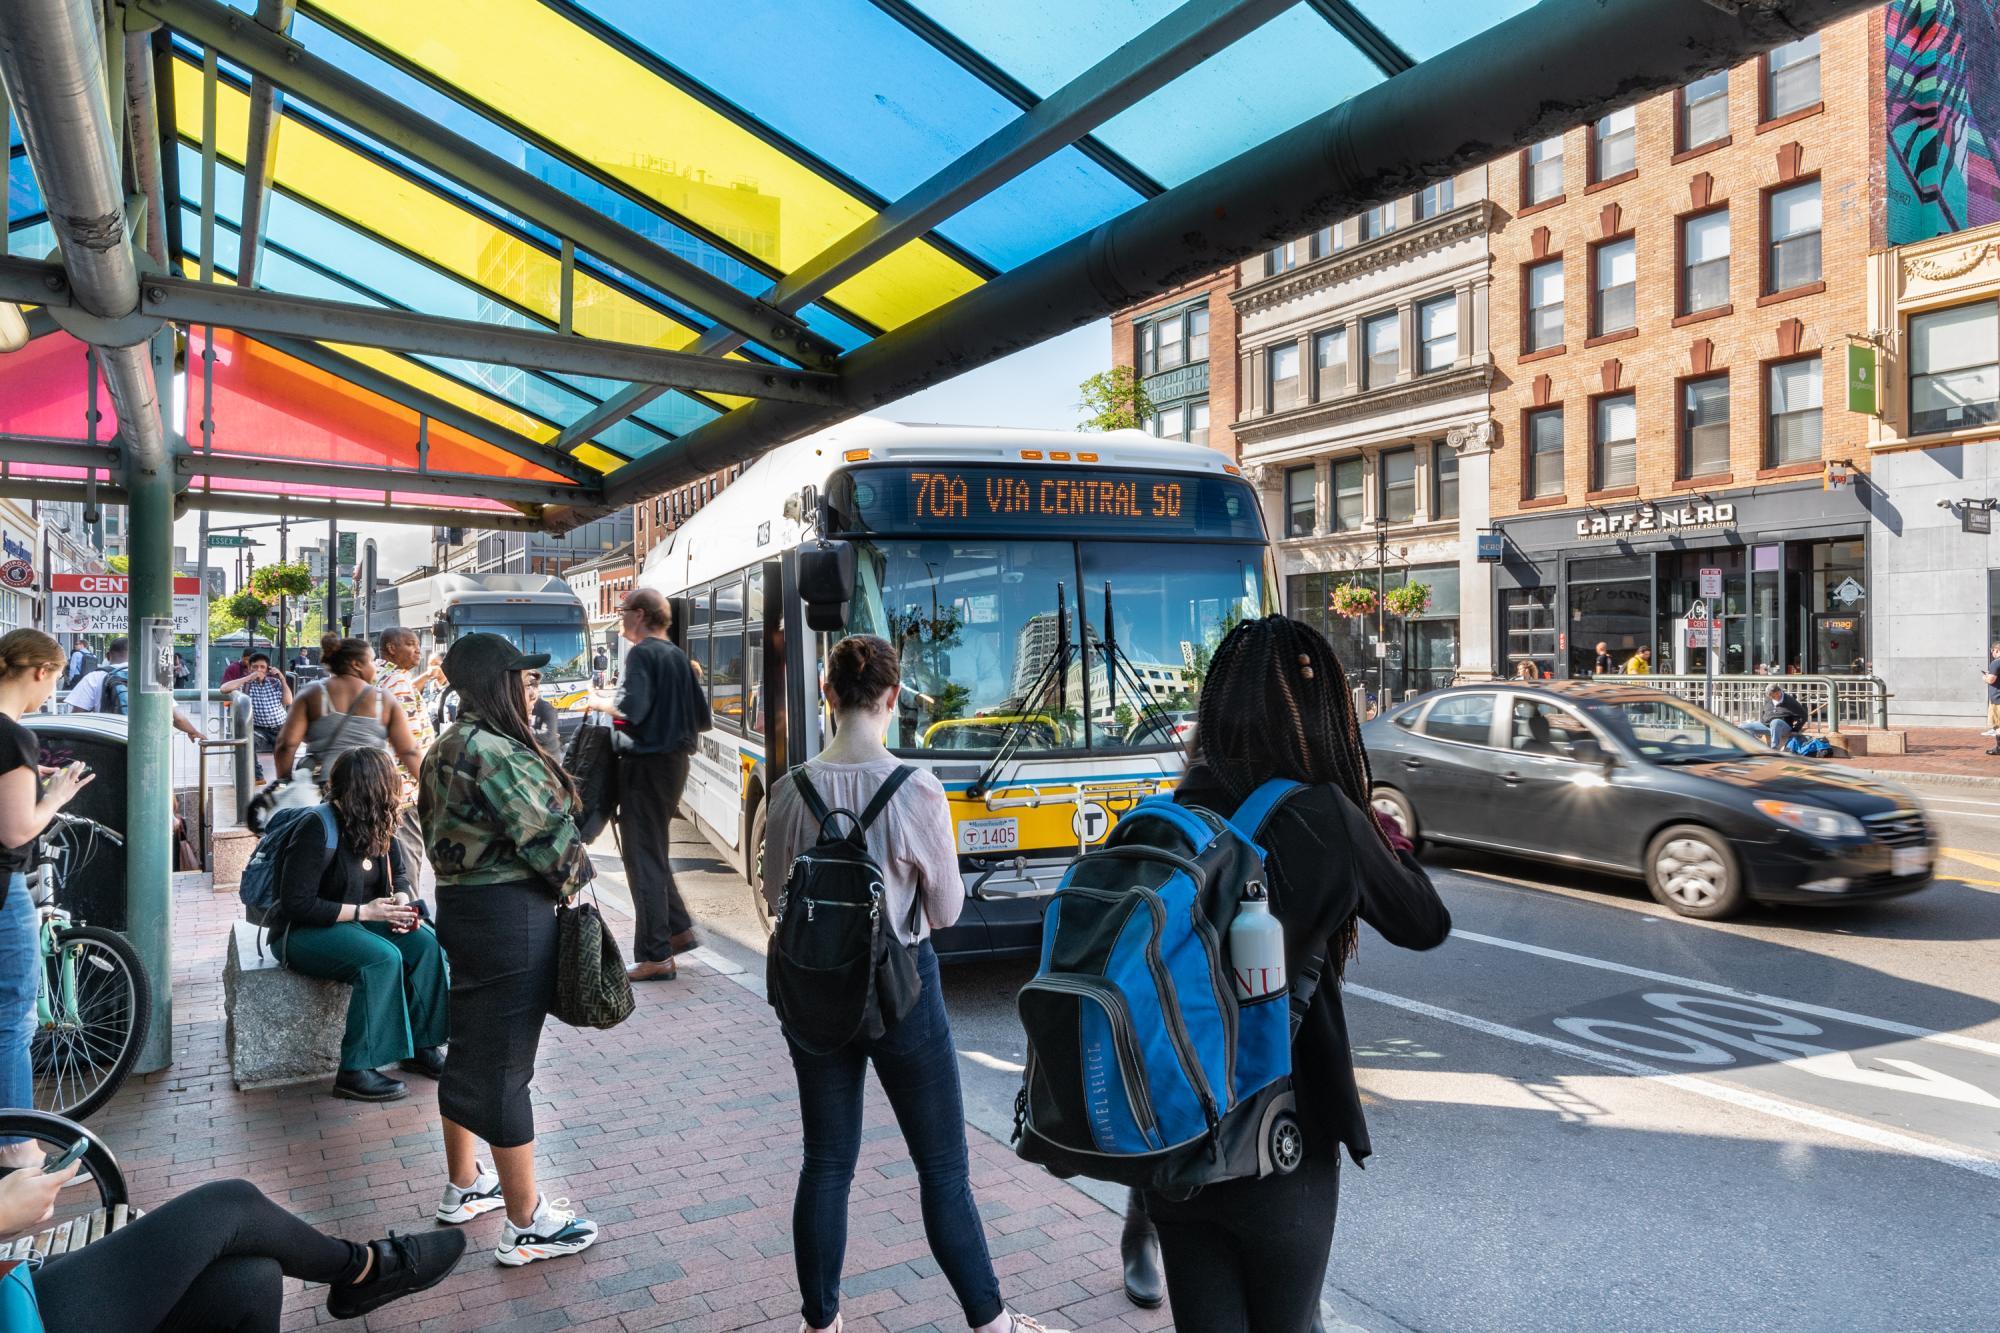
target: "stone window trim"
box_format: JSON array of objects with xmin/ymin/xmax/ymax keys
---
[
  {"xmin": 1756, "ymin": 281, "xmax": 1825, "ymax": 309},
  {"xmin": 1584, "ymin": 485, "xmax": 1642, "ymax": 502},
  {"xmin": 1584, "ymin": 170, "xmax": 1639, "ymax": 196},
  {"xmin": 1518, "ymin": 194, "xmax": 1567, "ymax": 219},
  {"xmin": 1671, "ymin": 136, "xmax": 1733, "ymax": 166},
  {"xmin": 1672, "ymin": 305, "xmax": 1735, "ymax": 328},
  {"xmin": 1518, "ymin": 345, "xmax": 1568, "ymax": 364},
  {"xmin": 1673, "ymin": 471, "xmax": 1736, "ymax": 490},
  {"xmin": 1583, "ymin": 328, "xmax": 1640, "ymax": 349},
  {"xmin": 1756, "ymin": 460, "xmax": 1824, "ymax": 481},
  {"xmin": 1517, "ymin": 494, "xmax": 1571, "ymax": 511},
  {"xmin": 1757, "ymin": 102, "xmax": 1824, "ymax": 135}
]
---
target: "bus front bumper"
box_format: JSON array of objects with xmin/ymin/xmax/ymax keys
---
[{"xmin": 933, "ymin": 856, "xmax": 1065, "ymax": 961}]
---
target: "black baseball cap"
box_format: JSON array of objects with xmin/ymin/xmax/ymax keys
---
[{"xmin": 443, "ymin": 632, "xmax": 548, "ymax": 690}]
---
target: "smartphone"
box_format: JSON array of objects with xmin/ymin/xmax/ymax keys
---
[{"xmin": 41, "ymin": 1136, "xmax": 87, "ymax": 1174}]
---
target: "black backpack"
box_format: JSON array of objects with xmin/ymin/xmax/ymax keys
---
[{"xmin": 767, "ymin": 765, "xmax": 922, "ymax": 1054}]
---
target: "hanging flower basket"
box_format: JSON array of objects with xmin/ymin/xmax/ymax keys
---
[
  {"xmin": 1384, "ymin": 582, "xmax": 1433, "ymax": 618},
  {"xmin": 1329, "ymin": 582, "xmax": 1377, "ymax": 618}
]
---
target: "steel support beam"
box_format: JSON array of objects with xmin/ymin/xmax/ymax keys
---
[
  {"xmin": 13, "ymin": 477, "xmax": 551, "ymax": 531},
  {"xmin": 174, "ymin": 450, "xmax": 602, "ymax": 508},
  {"xmin": 235, "ymin": 0, "xmax": 296, "ymax": 287},
  {"xmin": 122, "ymin": 29, "xmax": 170, "ymax": 269},
  {"xmin": 135, "ymin": 0, "xmax": 841, "ymax": 370},
  {"xmin": 604, "ymin": 0, "xmax": 1877, "ymax": 504},
  {"xmin": 558, "ymin": 0, "xmax": 1291, "ymax": 452},
  {"xmin": 0, "ymin": 0, "xmax": 169, "ymax": 471}
]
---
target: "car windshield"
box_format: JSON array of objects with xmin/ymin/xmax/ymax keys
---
[
  {"xmin": 842, "ymin": 537, "xmax": 1269, "ymax": 753},
  {"xmin": 1583, "ymin": 694, "xmax": 1762, "ymax": 762}
]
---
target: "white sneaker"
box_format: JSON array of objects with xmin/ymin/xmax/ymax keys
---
[
  {"xmin": 1007, "ymin": 1315, "xmax": 1069, "ymax": 1333},
  {"xmin": 495, "ymin": 1196, "xmax": 598, "ymax": 1266},
  {"xmin": 435, "ymin": 1163, "xmax": 505, "ymax": 1224}
]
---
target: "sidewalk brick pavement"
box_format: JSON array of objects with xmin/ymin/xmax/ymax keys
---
[{"xmin": 85, "ymin": 874, "xmax": 1170, "ymax": 1332}]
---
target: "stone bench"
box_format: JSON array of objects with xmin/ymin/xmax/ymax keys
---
[{"xmin": 222, "ymin": 920, "xmax": 348, "ymax": 1091}]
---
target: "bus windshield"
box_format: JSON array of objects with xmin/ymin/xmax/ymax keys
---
[
  {"xmin": 843, "ymin": 538, "xmax": 1270, "ymax": 754},
  {"xmin": 448, "ymin": 615, "xmax": 589, "ymax": 683}
]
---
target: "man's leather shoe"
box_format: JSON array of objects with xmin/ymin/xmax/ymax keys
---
[
  {"xmin": 1120, "ymin": 1191, "xmax": 1163, "ymax": 1309},
  {"xmin": 627, "ymin": 959, "xmax": 678, "ymax": 982},
  {"xmin": 332, "ymin": 1068, "xmax": 408, "ymax": 1102},
  {"xmin": 399, "ymin": 1046, "xmax": 446, "ymax": 1080},
  {"xmin": 668, "ymin": 929, "xmax": 700, "ymax": 956}
]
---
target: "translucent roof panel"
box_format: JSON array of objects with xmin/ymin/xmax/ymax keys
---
[
  {"xmin": 1357, "ymin": 0, "xmax": 1539, "ymax": 62},
  {"xmin": 0, "ymin": 334, "xmax": 120, "ymax": 441}
]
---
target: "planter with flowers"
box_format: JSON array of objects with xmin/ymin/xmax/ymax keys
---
[
  {"xmin": 1329, "ymin": 582, "xmax": 1378, "ymax": 618},
  {"xmin": 1383, "ymin": 582, "xmax": 1433, "ymax": 619}
]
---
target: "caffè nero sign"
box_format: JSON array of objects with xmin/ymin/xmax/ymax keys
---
[{"xmin": 1575, "ymin": 500, "xmax": 1737, "ymax": 540}]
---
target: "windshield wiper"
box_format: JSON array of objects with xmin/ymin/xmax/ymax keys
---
[
  {"xmin": 966, "ymin": 583, "xmax": 1073, "ymax": 800},
  {"xmin": 1097, "ymin": 582, "xmax": 1187, "ymax": 763}
]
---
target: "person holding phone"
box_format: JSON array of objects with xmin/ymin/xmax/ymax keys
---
[
  {"xmin": 220, "ymin": 652, "xmax": 292, "ymax": 779},
  {"xmin": 269, "ymin": 747, "xmax": 448, "ymax": 1104},
  {"xmin": 0, "ymin": 631, "xmax": 94, "ymax": 1167}
]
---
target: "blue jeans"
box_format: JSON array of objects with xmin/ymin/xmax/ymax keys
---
[
  {"xmin": 786, "ymin": 941, "xmax": 1003, "ymax": 1329},
  {"xmin": 0, "ymin": 873, "xmax": 38, "ymax": 1143}
]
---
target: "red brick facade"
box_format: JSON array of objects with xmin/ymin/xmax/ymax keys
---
[{"xmin": 1109, "ymin": 271, "xmax": 1241, "ymax": 460}]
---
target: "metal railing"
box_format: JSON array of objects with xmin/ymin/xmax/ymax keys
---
[{"xmin": 1644, "ymin": 674, "xmax": 1890, "ymax": 730}]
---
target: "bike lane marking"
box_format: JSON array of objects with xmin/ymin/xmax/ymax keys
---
[{"xmin": 1345, "ymin": 983, "xmax": 2000, "ymax": 1184}]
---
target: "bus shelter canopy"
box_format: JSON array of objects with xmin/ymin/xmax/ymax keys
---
[{"xmin": 0, "ymin": 0, "xmax": 1872, "ymax": 532}]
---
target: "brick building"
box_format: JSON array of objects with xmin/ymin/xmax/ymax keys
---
[
  {"xmin": 1484, "ymin": 13, "xmax": 1881, "ymax": 681},
  {"xmin": 1108, "ymin": 271, "xmax": 1239, "ymax": 458}
]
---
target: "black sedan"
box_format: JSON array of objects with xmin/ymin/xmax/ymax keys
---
[{"xmin": 1361, "ymin": 682, "xmax": 1935, "ymax": 918}]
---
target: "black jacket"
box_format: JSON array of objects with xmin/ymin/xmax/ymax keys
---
[
  {"xmin": 1174, "ymin": 766, "xmax": 1451, "ymax": 1164},
  {"xmin": 270, "ymin": 816, "xmax": 409, "ymax": 931},
  {"xmin": 618, "ymin": 637, "xmax": 710, "ymax": 756},
  {"xmin": 1761, "ymin": 691, "xmax": 1807, "ymax": 727}
]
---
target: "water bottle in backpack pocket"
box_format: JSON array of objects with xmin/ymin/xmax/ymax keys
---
[{"xmin": 1013, "ymin": 779, "xmax": 1316, "ymax": 1196}]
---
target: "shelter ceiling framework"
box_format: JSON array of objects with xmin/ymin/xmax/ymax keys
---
[{"xmin": 0, "ymin": 0, "xmax": 1881, "ymax": 533}]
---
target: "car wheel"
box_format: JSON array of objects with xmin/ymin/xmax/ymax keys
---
[
  {"xmin": 1645, "ymin": 824, "xmax": 1744, "ymax": 919},
  {"xmin": 749, "ymin": 798, "xmax": 775, "ymax": 935},
  {"xmin": 1371, "ymin": 786, "xmax": 1421, "ymax": 851}
]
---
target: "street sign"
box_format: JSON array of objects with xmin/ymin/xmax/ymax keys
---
[
  {"xmin": 1699, "ymin": 567, "xmax": 1723, "ymax": 599},
  {"xmin": 49, "ymin": 573, "xmax": 204, "ymax": 634},
  {"xmin": 206, "ymin": 534, "xmax": 252, "ymax": 549},
  {"xmin": 1966, "ymin": 507, "xmax": 1993, "ymax": 536},
  {"xmin": 1684, "ymin": 627, "xmax": 1724, "ymax": 649},
  {"xmin": 337, "ymin": 531, "xmax": 357, "ymax": 569},
  {"xmin": 0, "ymin": 560, "xmax": 33, "ymax": 590},
  {"xmin": 1476, "ymin": 532, "xmax": 1504, "ymax": 563}
]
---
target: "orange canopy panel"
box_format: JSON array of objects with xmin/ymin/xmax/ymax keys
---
[
  {"xmin": 190, "ymin": 330, "xmax": 571, "ymax": 484},
  {"xmin": 185, "ymin": 473, "xmax": 516, "ymax": 512},
  {"xmin": 0, "ymin": 332, "xmax": 123, "ymax": 441}
]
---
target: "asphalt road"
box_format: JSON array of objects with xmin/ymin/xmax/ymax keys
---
[{"xmin": 596, "ymin": 786, "xmax": 2000, "ymax": 1333}]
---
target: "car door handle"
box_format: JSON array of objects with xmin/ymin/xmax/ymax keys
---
[
  {"xmin": 1500, "ymin": 771, "xmax": 1522, "ymax": 786},
  {"xmin": 1401, "ymin": 758, "xmax": 1423, "ymax": 770}
]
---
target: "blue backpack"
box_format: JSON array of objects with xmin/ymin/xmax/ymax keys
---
[
  {"xmin": 97, "ymin": 666, "xmax": 129, "ymax": 716},
  {"xmin": 1013, "ymin": 779, "xmax": 1316, "ymax": 1194},
  {"xmin": 238, "ymin": 804, "xmax": 336, "ymax": 924}
]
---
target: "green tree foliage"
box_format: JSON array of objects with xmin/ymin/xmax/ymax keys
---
[
  {"xmin": 106, "ymin": 554, "xmax": 130, "ymax": 574},
  {"xmin": 1077, "ymin": 366, "xmax": 1156, "ymax": 433}
]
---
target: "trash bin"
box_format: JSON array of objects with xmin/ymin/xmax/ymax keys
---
[{"xmin": 21, "ymin": 714, "xmax": 130, "ymax": 931}]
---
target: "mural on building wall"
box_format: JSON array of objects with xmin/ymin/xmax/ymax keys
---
[{"xmin": 1887, "ymin": 0, "xmax": 2000, "ymax": 243}]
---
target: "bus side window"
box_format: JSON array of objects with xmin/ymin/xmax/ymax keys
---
[
  {"xmin": 688, "ymin": 631, "xmax": 710, "ymax": 710},
  {"xmin": 710, "ymin": 577, "xmax": 745, "ymax": 735},
  {"xmin": 746, "ymin": 569, "xmax": 764, "ymax": 739}
]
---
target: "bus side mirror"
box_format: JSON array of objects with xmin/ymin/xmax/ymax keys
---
[{"xmin": 797, "ymin": 539, "xmax": 855, "ymax": 633}]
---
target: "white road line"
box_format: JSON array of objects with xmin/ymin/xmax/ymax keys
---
[
  {"xmin": 1346, "ymin": 983, "xmax": 2000, "ymax": 1184},
  {"xmin": 1445, "ymin": 926, "xmax": 2000, "ymax": 1059},
  {"xmin": 1921, "ymin": 808, "xmax": 2000, "ymax": 823},
  {"xmin": 1921, "ymin": 795, "xmax": 2000, "ymax": 809}
]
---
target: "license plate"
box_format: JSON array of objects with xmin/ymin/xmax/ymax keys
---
[
  {"xmin": 959, "ymin": 817, "xmax": 1019, "ymax": 854},
  {"xmin": 1893, "ymin": 846, "xmax": 1930, "ymax": 878}
]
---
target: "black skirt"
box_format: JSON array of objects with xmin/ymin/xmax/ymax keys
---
[{"xmin": 434, "ymin": 879, "xmax": 557, "ymax": 1148}]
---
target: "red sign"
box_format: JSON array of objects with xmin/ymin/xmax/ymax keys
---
[{"xmin": 49, "ymin": 574, "xmax": 204, "ymax": 633}]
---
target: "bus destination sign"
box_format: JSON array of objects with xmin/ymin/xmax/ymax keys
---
[
  {"xmin": 911, "ymin": 471, "xmax": 1184, "ymax": 523},
  {"xmin": 834, "ymin": 466, "xmax": 1263, "ymax": 540}
]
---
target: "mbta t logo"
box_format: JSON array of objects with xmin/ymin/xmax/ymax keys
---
[{"xmin": 1071, "ymin": 801, "xmax": 1110, "ymax": 844}]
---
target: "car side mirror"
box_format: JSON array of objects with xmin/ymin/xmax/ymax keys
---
[{"xmin": 1571, "ymin": 737, "xmax": 1613, "ymax": 769}]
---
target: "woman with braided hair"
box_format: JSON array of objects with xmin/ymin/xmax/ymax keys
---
[{"xmin": 1140, "ymin": 614, "xmax": 1450, "ymax": 1333}]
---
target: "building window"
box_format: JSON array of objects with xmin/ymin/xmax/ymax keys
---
[
  {"xmin": 1360, "ymin": 202, "xmax": 1396, "ymax": 241},
  {"xmin": 1266, "ymin": 239, "xmax": 1300, "ymax": 277},
  {"xmin": 1767, "ymin": 180, "xmax": 1821, "ymax": 293},
  {"xmin": 1526, "ymin": 259, "xmax": 1563, "ymax": 351},
  {"xmin": 1681, "ymin": 70, "xmax": 1729, "ymax": 150},
  {"xmin": 1314, "ymin": 327, "xmax": 1348, "ymax": 399},
  {"xmin": 1681, "ymin": 209, "xmax": 1730, "ymax": 314},
  {"xmin": 1593, "ymin": 105, "xmax": 1636, "ymax": 181},
  {"xmin": 1137, "ymin": 303, "xmax": 1208, "ymax": 375},
  {"xmin": 1765, "ymin": 32, "xmax": 1820, "ymax": 120},
  {"xmin": 1592, "ymin": 238, "xmax": 1636, "ymax": 336},
  {"xmin": 1910, "ymin": 300, "xmax": 2000, "ymax": 435},
  {"xmin": 1524, "ymin": 135, "xmax": 1564, "ymax": 205},
  {"xmin": 1333, "ymin": 457, "xmax": 1364, "ymax": 530},
  {"xmin": 1363, "ymin": 311, "xmax": 1399, "ymax": 388},
  {"xmin": 1155, "ymin": 404, "xmax": 1186, "ymax": 439},
  {"xmin": 1417, "ymin": 179, "xmax": 1454, "ymax": 219},
  {"xmin": 1767, "ymin": 356, "xmax": 1823, "ymax": 466},
  {"xmin": 1188, "ymin": 401, "xmax": 1210, "ymax": 446},
  {"xmin": 1418, "ymin": 294, "xmax": 1458, "ymax": 373},
  {"xmin": 1310, "ymin": 225, "xmax": 1338, "ymax": 259},
  {"xmin": 1593, "ymin": 393, "xmax": 1637, "ymax": 489},
  {"xmin": 1682, "ymin": 374, "xmax": 1730, "ymax": 476},
  {"xmin": 1268, "ymin": 342, "xmax": 1301, "ymax": 413},
  {"xmin": 1433, "ymin": 442, "xmax": 1459, "ymax": 520},
  {"xmin": 1527, "ymin": 408, "xmax": 1565, "ymax": 497},
  {"xmin": 1285, "ymin": 466, "xmax": 1316, "ymax": 537},
  {"xmin": 1380, "ymin": 447, "xmax": 1418, "ymax": 524}
]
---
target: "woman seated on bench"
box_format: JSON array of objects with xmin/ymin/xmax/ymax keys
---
[
  {"xmin": 0, "ymin": 1158, "xmax": 464, "ymax": 1329},
  {"xmin": 269, "ymin": 747, "xmax": 448, "ymax": 1104}
]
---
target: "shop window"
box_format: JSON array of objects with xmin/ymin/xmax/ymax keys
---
[
  {"xmin": 1526, "ymin": 259, "xmax": 1564, "ymax": 351},
  {"xmin": 1767, "ymin": 356, "xmax": 1822, "ymax": 466},
  {"xmin": 1433, "ymin": 442, "xmax": 1459, "ymax": 520},
  {"xmin": 1361, "ymin": 202, "xmax": 1396, "ymax": 240},
  {"xmin": 1593, "ymin": 106, "xmax": 1636, "ymax": 181},
  {"xmin": 1682, "ymin": 374, "xmax": 1730, "ymax": 476},
  {"xmin": 1909, "ymin": 299, "xmax": 1999, "ymax": 436},
  {"xmin": 1417, "ymin": 179, "xmax": 1454, "ymax": 219},
  {"xmin": 1593, "ymin": 238, "xmax": 1636, "ymax": 336},
  {"xmin": 1268, "ymin": 342, "xmax": 1301, "ymax": 413},
  {"xmin": 1765, "ymin": 32, "xmax": 1820, "ymax": 121},
  {"xmin": 1315, "ymin": 327, "xmax": 1349, "ymax": 398},
  {"xmin": 1333, "ymin": 457, "xmax": 1364, "ymax": 530},
  {"xmin": 1766, "ymin": 181, "xmax": 1821, "ymax": 293},
  {"xmin": 1681, "ymin": 209, "xmax": 1730, "ymax": 314},
  {"xmin": 1681, "ymin": 70, "xmax": 1729, "ymax": 150},
  {"xmin": 1285, "ymin": 466, "xmax": 1316, "ymax": 538},
  {"xmin": 1593, "ymin": 394, "xmax": 1637, "ymax": 490},
  {"xmin": 1527, "ymin": 407, "xmax": 1565, "ymax": 498},
  {"xmin": 1364, "ymin": 311, "xmax": 1399, "ymax": 387},
  {"xmin": 1418, "ymin": 294, "xmax": 1458, "ymax": 373},
  {"xmin": 1380, "ymin": 447, "xmax": 1418, "ymax": 523},
  {"xmin": 1501, "ymin": 588, "xmax": 1557, "ymax": 678},
  {"xmin": 1524, "ymin": 135, "xmax": 1564, "ymax": 205}
]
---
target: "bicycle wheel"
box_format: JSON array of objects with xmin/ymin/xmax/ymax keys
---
[{"xmin": 31, "ymin": 925, "xmax": 151, "ymax": 1123}]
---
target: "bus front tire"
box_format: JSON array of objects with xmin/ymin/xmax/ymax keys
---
[{"xmin": 749, "ymin": 799, "xmax": 775, "ymax": 935}]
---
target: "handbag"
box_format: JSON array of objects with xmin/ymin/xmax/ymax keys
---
[
  {"xmin": 552, "ymin": 888, "xmax": 635, "ymax": 1029},
  {"xmin": 562, "ymin": 714, "xmax": 622, "ymax": 843}
]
